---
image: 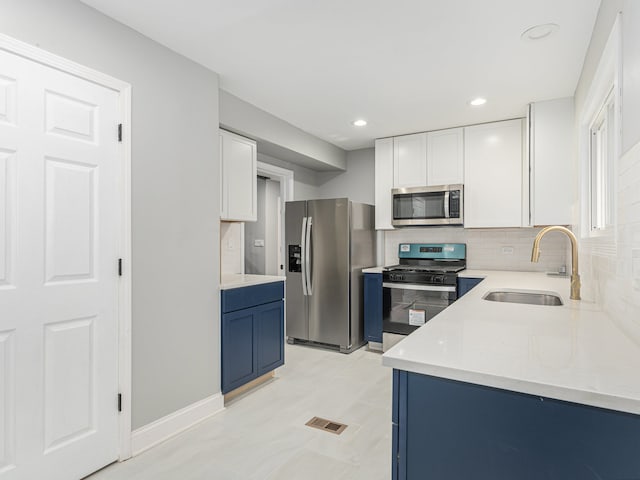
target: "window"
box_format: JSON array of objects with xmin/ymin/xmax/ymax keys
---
[
  {"xmin": 581, "ymin": 15, "xmax": 620, "ymax": 238},
  {"xmin": 589, "ymin": 88, "xmax": 616, "ymax": 231}
]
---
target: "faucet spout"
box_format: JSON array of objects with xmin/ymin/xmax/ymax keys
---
[{"xmin": 531, "ymin": 226, "xmax": 581, "ymax": 300}]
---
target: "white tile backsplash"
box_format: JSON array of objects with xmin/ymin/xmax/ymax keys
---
[
  {"xmin": 579, "ymin": 141, "xmax": 640, "ymax": 345},
  {"xmin": 384, "ymin": 227, "xmax": 568, "ymax": 272},
  {"xmin": 220, "ymin": 221, "xmax": 244, "ymax": 275}
]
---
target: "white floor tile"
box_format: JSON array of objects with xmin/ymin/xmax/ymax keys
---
[{"xmin": 88, "ymin": 344, "xmax": 392, "ymax": 479}]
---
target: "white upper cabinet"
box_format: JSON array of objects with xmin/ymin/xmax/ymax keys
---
[
  {"xmin": 528, "ymin": 98, "xmax": 574, "ymax": 226},
  {"xmin": 464, "ymin": 119, "xmax": 525, "ymax": 228},
  {"xmin": 393, "ymin": 132, "xmax": 427, "ymax": 188},
  {"xmin": 220, "ymin": 129, "xmax": 257, "ymax": 222},
  {"xmin": 374, "ymin": 138, "xmax": 395, "ymax": 230},
  {"xmin": 426, "ymin": 127, "xmax": 464, "ymax": 186}
]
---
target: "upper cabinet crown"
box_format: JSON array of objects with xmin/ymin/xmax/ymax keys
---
[{"xmin": 220, "ymin": 129, "xmax": 257, "ymax": 222}]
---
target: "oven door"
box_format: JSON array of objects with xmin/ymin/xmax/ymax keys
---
[{"xmin": 382, "ymin": 283, "xmax": 456, "ymax": 335}]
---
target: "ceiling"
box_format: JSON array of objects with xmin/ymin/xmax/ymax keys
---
[{"xmin": 81, "ymin": 0, "xmax": 600, "ymax": 151}]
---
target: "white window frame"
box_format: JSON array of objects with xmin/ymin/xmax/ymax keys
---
[{"xmin": 580, "ymin": 15, "xmax": 621, "ymax": 239}]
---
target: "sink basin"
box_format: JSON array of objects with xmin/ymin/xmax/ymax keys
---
[{"xmin": 482, "ymin": 290, "xmax": 563, "ymax": 306}]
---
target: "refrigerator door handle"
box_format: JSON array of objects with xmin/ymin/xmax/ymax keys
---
[
  {"xmin": 301, "ymin": 216, "xmax": 308, "ymax": 296},
  {"xmin": 305, "ymin": 216, "xmax": 312, "ymax": 295}
]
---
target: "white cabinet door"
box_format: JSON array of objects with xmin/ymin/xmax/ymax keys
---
[
  {"xmin": 220, "ymin": 130, "xmax": 257, "ymax": 222},
  {"xmin": 393, "ymin": 133, "xmax": 427, "ymax": 188},
  {"xmin": 529, "ymin": 98, "xmax": 574, "ymax": 226},
  {"xmin": 464, "ymin": 119, "xmax": 525, "ymax": 228},
  {"xmin": 374, "ymin": 138, "xmax": 394, "ymax": 230},
  {"xmin": 427, "ymin": 127, "xmax": 464, "ymax": 186},
  {"xmin": 0, "ymin": 47, "xmax": 120, "ymax": 480}
]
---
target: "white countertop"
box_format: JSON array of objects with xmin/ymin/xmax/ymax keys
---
[
  {"xmin": 382, "ymin": 270, "xmax": 640, "ymax": 415},
  {"xmin": 362, "ymin": 266, "xmax": 388, "ymax": 274},
  {"xmin": 220, "ymin": 274, "xmax": 285, "ymax": 290}
]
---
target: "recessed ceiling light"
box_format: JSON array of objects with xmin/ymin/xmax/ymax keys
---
[
  {"xmin": 521, "ymin": 23, "xmax": 559, "ymax": 42},
  {"xmin": 352, "ymin": 119, "xmax": 367, "ymax": 127},
  {"xmin": 469, "ymin": 97, "xmax": 487, "ymax": 107}
]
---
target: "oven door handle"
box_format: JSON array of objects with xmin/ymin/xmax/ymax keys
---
[{"xmin": 382, "ymin": 282, "xmax": 456, "ymax": 292}]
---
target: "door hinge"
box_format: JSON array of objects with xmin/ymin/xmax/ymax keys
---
[
  {"xmin": 118, "ymin": 393, "xmax": 122, "ymax": 412},
  {"xmin": 118, "ymin": 258, "xmax": 123, "ymax": 276},
  {"xmin": 118, "ymin": 123, "xmax": 123, "ymax": 142}
]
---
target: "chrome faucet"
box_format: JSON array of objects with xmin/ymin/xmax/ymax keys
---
[{"xmin": 531, "ymin": 226, "xmax": 581, "ymax": 300}]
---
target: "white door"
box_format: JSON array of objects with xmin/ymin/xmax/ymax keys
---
[{"xmin": 0, "ymin": 48, "xmax": 120, "ymax": 479}]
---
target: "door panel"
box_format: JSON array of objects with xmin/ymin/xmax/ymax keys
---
[
  {"xmin": 0, "ymin": 48, "xmax": 120, "ymax": 480},
  {"xmin": 284, "ymin": 201, "xmax": 308, "ymax": 341},
  {"xmin": 308, "ymin": 199, "xmax": 350, "ymax": 347},
  {"xmin": 0, "ymin": 150, "xmax": 16, "ymax": 288},
  {"xmin": 222, "ymin": 310, "xmax": 256, "ymax": 393},
  {"xmin": 256, "ymin": 301, "xmax": 284, "ymax": 376},
  {"xmin": 44, "ymin": 157, "xmax": 97, "ymax": 283}
]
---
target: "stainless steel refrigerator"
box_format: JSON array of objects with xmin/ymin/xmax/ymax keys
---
[{"xmin": 285, "ymin": 198, "xmax": 375, "ymax": 353}]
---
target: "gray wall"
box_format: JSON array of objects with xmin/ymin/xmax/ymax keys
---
[
  {"xmin": 245, "ymin": 178, "xmax": 267, "ymax": 274},
  {"xmin": 316, "ymin": 148, "xmax": 375, "ymax": 204},
  {"xmin": 220, "ymin": 90, "xmax": 347, "ymax": 171},
  {"xmin": 257, "ymin": 152, "xmax": 320, "ymax": 200},
  {"xmin": 0, "ymin": 0, "xmax": 221, "ymax": 429}
]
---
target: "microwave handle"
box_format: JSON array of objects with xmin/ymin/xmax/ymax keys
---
[{"xmin": 444, "ymin": 191, "xmax": 450, "ymax": 218}]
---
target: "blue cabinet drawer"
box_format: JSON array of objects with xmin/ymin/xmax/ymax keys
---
[{"xmin": 221, "ymin": 281, "xmax": 284, "ymax": 313}]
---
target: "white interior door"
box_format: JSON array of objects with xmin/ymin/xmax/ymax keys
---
[{"xmin": 0, "ymin": 47, "xmax": 120, "ymax": 479}]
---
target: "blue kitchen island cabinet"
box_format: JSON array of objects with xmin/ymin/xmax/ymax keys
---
[
  {"xmin": 221, "ymin": 281, "xmax": 284, "ymax": 394},
  {"xmin": 392, "ymin": 369, "xmax": 640, "ymax": 480},
  {"xmin": 457, "ymin": 276, "xmax": 483, "ymax": 297},
  {"xmin": 364, "ymin": 272, "xmax": 383, "ymax": 343}
]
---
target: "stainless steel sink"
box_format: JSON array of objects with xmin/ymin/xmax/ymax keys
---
[{"xmin": 482, "ymin": 290, "xmax": 563, "ymax": 306}]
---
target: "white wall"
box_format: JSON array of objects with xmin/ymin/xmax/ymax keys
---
[
  {"xmin": 316, "ymin": 148, "xmax": 376, "ymax": 204},
  {"xmin": 574, "ymin": 0, "xmax": 640, "ymax": 345},
  {"xmin": 0, "ymin": 0, "xmax": 221, "ymax": 429}
]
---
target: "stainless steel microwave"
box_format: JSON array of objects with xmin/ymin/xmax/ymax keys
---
[{"xmin": 392, "ymin": 184, "xmax": 463, "ymax": 227}]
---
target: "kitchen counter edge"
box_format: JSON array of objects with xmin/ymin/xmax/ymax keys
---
[{"xmin": 220, "ymin": 274, "xmax": 285, "ymax": 290}]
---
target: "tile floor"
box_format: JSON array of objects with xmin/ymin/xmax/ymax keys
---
[{"xmin": 89, "ymin": 344, "xmax": 392, "ymax": 480}]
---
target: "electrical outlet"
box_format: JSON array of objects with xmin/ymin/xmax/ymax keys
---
[
  {"xmin": 254, "ymin": 239, "xmax": 265, "ymax": 247},
  {"xmin": 501, "ymin": 246, "xmax": 515, "ymax": 255}
]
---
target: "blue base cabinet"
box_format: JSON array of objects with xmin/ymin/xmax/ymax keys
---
[
  {"xmin": 457, "ymin": 277, "xmax": 483, "ymax": 298},
  {"xmin": 221, "ymin": 282, "xmax": 284, "ymax": 394},
  {"xmin": 364, "ymin": 273, "xmax": 383, "ymax": 343},
  {"xmin": 392, "ymin": 369, "xmax": 640, "ymax": 480}
]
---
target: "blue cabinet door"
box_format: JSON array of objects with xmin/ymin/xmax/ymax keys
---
[
  {"xmin": 364, "ymin": 273, "xmax": 383, "ymax": 343},
  {"xmin": 457, "ymin": 277, "xmax": 483, "ymax": 298},
  {"xmin": 256, "ymin": 300, "xmax": 285, "ymax": 376},
  {"xmin": 393, "ymin": 370, "xmax": 640, "ymax": 480},
  {"xmin": 221, "ymin": 308, "xmax": 257, "ymax": 393}
]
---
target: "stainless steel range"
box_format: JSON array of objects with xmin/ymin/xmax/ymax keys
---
[{"xmin": 382, "ymin": 243, "xmax": 466, "ymax": 349}]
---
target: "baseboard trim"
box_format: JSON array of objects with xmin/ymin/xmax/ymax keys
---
[{"xmin": 131, "ymin": 393, "xmax": 224, "ymax": 456}]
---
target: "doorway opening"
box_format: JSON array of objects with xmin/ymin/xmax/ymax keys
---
[{"xmin": 244, "ymin": 161, "xmax": 293, "ymax": 276}]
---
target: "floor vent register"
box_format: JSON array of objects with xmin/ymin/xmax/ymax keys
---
[{"xmin": 305, "ymin": 416, "xmax": 348, "ymax": 435}]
